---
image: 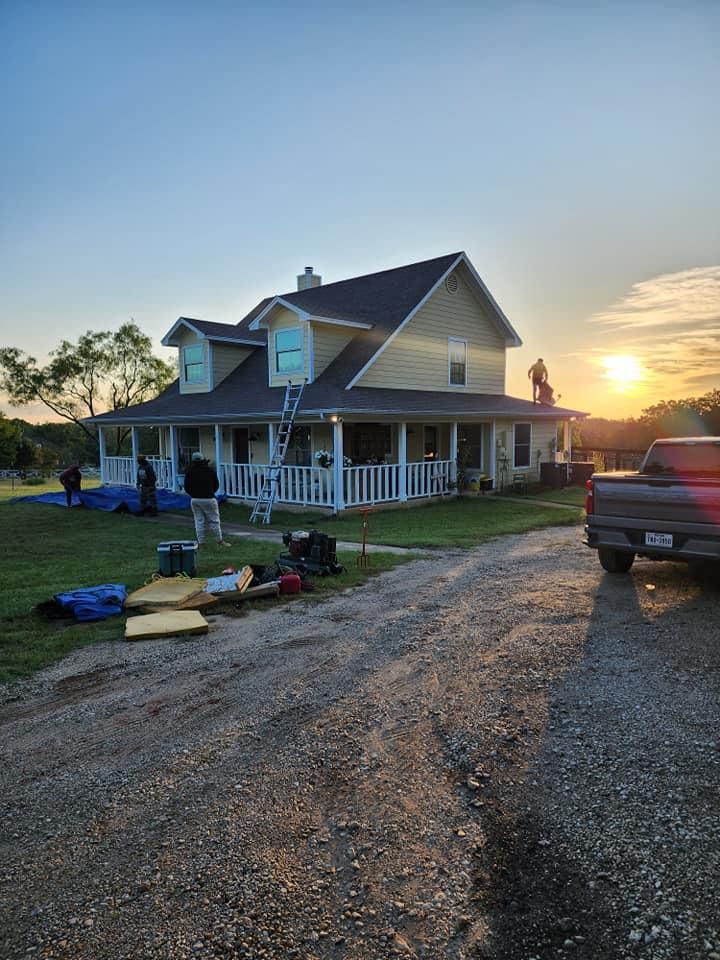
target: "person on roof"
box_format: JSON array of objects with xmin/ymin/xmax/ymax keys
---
[
  {"xmin": 182, "ymin": 452, "xmax": 230, "ymax": 548},
  {"xmin": 528, "ymin": 358, "xmax": 548, "ymax": 403}
]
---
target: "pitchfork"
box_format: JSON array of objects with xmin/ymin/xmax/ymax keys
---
[{"xmin": 357, "ymin": 508, "xmax": 372, "ymax": 567}]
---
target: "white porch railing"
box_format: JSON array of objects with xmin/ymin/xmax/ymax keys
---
[
  {"xmin": 102, "ymin": 456, "xmax": 173, "ymax": 489},
  {"xmin": 101, "ymin": 457, "xmax": 453, "ymax": 507},
  {"xmin": 343, "ymin": 463, "xmax": 399, "ymax": 507},
  {"xmin": 406, "ymin": 459, "xmax": 452, "ymax": 500},
  {"xmin": 221, "ymin": 463, "xmax": 334, "ymax": 507}
]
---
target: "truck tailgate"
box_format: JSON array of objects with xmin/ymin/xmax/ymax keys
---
[{"xmin": 593, "ymin": 475, "xmax": 720, "ymax": 526}]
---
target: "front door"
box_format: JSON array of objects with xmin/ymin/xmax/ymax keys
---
[{"xmin": 233, "ymin": 428, "xmax": 249, "ymax": 464}]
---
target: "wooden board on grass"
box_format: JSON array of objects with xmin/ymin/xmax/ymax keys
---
[
  {"xmin": 124, "ymin": 578, "xmax": 208, "ymax": 609},
  {"xmin": 125, "ymin": 610, "xmax": 209, "ymax": 642}
]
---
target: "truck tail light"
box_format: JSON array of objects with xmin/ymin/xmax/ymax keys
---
[{"xmin": 584, "ymin": 479, "xmax": 594, "ymax": 514}]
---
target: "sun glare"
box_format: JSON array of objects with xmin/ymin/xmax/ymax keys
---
[{"xmin": 601, "ymin": 355, "xmax": 645, "ymax": 393}]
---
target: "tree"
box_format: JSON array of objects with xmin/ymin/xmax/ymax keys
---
[
  {"xmin": 0, "ymin": 413, "xmax": 21, "ymax": 468},
  {"xmin": 0, "ymin": 323, "xmax": 175, "ymax": 454}
]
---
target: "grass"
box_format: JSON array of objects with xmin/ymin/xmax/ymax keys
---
[
  {"xmin": 0, "ymin": 477, "xmax": 66, "ymax": 501},
  {"xmin": 514, "ymin": 486, "xmax": 587, "ymax": 508},
  {"xmin": 220, "ymin": 494, "xmax": 582, "ymax": 548},
  {"xmin": 0, "ymin": 500, "xmax": 415, "ymax": 684}
]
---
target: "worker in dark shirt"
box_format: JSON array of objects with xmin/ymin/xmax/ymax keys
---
[
  {"xmin": 182, "ymin": 452, "xmax": 230, "ymax": 547},
  {"xmin": 528, "ymin": 358, "xmax": 548, "ymax": 403},
  {"xmin": 59, "ymin": 464, "xmax": 82, "ymax": 507},
  {"xmin": 136, "ymin": 455, "xmax": 158, "ymax": 516}
]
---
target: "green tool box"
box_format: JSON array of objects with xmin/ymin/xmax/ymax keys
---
[{"xmin": 157, "ymin": 541, "xmax": 198, "ymax": 577}]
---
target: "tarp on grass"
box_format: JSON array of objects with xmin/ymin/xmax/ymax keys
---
[{"xmin": 11, "ymin": 485, "xmax": 221, "ymax": 514}]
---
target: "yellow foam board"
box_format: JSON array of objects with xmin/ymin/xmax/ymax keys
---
[
  {"xmin": 124, "ymin": 578, "xmax": 208, "ymax": 609},
  {"xmin": 125, "ymin": 610, "xmax": 209, "ymax": 641}
]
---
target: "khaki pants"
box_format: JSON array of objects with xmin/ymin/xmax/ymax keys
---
[{"xmin": 190, "ymin": 498, "xmax": 223, "ymax": 544}]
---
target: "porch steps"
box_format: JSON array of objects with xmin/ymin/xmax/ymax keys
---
[{"xmin": 249, "ymin": 380, "xmax": 306, "ymax": 524}]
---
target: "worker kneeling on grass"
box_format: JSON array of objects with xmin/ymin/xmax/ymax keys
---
[{"xmin": 183, "ymin": 452, "xmax": 230, "ymax": 548}]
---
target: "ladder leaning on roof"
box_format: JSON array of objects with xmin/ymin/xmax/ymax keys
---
[{"xmin": 249, "ymin": 379, "xmax": 306, "ymax": 524}]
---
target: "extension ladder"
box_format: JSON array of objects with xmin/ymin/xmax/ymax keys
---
[{"xmin": 249, "ymin": 380, "xmax": 306, "ymax": 524}]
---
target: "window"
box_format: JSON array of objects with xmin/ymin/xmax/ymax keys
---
[
  {"xmin": 286, "ymin": 425, "xmax": 311, "ymax": 466},
  {"xmin": 458, "ymin": 424, "xmax": 484, "ymax": 470},
  {"xmin": 178, "ymin": 427, "xmax": 200, "ymax": 469},
  {"xmin": 183, "ymin": 344, "xmax": 205, "ymax": 383},
  {"xmin": 513, "ymin": 423, "xmax": 531, "ymax": 469},
  {"xmin": 424, "ymin": 425, "xmax": 438, "ymax": 460},
  {"xmin": 275, "ymin": 328, "xmax": 303, "ymax": 373},
  {"xmin": 448, "ymin": 338, "xmax": 467, "ymax": 386}
]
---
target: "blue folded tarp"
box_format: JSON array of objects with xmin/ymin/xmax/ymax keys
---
[
  {"xmin": 54, "ymin": 583, "xmax": 128, "ymax": 622},
  {"xmin": 12, "ymin": 486, "xmax": 221, "ymax": 514}
]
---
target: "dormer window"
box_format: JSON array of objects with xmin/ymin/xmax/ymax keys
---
[
  {"xmin": 183, "ymin": 344, "xmax": 206, "ymax": 383},
  {"xmin": 275, "ymin": 328, "xmax": 303, "ymax": 373}
]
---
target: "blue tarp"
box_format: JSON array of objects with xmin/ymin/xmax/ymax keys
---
[
  {"xmin": 54, "ymin": 583, "xmax": 128, "ymax": 622},
  {"xmin": 11, "ymin": 485, "xmax": 214, "ymax": 514}
]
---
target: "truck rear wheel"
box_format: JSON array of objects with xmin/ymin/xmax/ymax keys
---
[{"xmin": 598, "ymin": 548, "xmax": 635, "ymax": 573}]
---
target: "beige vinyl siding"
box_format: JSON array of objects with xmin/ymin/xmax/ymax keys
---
[
  {"xmin": 176, "ymin": 329, "xmax": 211, "ymax": 394},
  {"xmin": 494, "ymin": 418, "xmax": 559, "ymax": 482},
  {"xmin": 268, "ymin": 308, "xmax": 308, "ymax": 387},
  {"xmin": 312, "ymin": 323, "xmax": 357, "ymax": 377},
  {"xmin": 211, "ymin": 343, "xmax": 254, "ymax": 387},
  {"xmin": 356, "ymin": 271, "xmax": 506, "ymax": 393}
]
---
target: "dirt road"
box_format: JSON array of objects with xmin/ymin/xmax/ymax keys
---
[{"xmin": 1, "ymin": 527, "xmax": 718, "ymax": 959}]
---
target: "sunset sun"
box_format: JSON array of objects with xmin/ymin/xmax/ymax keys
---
[{"xmin": 601, "ymin": 355, "xmax": 645, "ymax": 393}]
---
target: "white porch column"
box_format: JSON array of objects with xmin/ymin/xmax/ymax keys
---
[
  {"xmin": 489, "ymin": 422, "xmax": 497, "ymax": 490},
  {"xmin": 98, "ymin": 427, "xmax": 107, "ymax": 484},
  {"xmin": 214, "ymin": 424, "xmax": 224, "ymax": 493},
  {"xmin": 130, "ymin": 426, "xmax": 139, "ymax": 463},
  {"xmin": 169, "ymin": 425, "xmax": 179, "ymax": 491},
  {"xmin": 268, "ymin": 423, "xmax": 276, "ymax": 460},
  {"xmin": 332, "ymin": 419, "xmax": 345, "ymax": 513},
  {"xmin": 566, "ymin": 419, "xmax": 573, "ymax": 483},
  {"xmin": 449, "ymin": 422, "xmax": 458, "ymax": 485},
  {"xmin": 398, "ymin": 422, "xmax": 407, "ymax": 502}
]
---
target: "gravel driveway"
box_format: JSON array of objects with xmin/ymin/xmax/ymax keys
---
[{"xmin": 1, "ymin": 526, "xmax": 718, "ymax": 960}]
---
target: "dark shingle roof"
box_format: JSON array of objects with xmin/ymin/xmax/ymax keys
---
[
  {"xmin": 89, "ymin": 252, "xmax": 586, "ymax": 425},
  {"xmin": 90, "ymin": 342, "xmax": 588, "ymax": 424},
  {"xmin": 168, "ymin": 317, "xmax": 265, "ymax": 346},
  {"xmin": 235, "ymin": 253, "xmax": 463, "ymax": 334}
]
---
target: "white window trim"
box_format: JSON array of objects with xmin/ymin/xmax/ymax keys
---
[
  {"xmin": 274, "ymin": 326, "xmax": 304, "ymax": 376},
  {"xmin": 182, "ymin": 343, "xmax": 208, "ymax": 386},
  {"xmin": 448, "ymin": 337, "xmax": 468, "ymax": 387},
  {"xmin": 513, "ymin": 422, "xmax": 532, "ymax": 470}
]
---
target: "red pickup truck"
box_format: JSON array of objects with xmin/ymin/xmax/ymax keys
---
[{"xmin": 584, "ymin": 437, "xmax": 720, "ymax": 573}]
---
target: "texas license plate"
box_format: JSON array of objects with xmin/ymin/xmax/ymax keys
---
[{"xmin": 645, "ymin": 532, "xmax": 673, "ymax": 548}]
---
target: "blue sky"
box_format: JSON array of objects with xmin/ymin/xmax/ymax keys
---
[{"xmin": 1, "ymin": 0, "xmax": 718, "ymax": 419}]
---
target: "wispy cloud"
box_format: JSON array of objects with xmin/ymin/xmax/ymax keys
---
[
  {"xmin": 581, "ymin": 266, "xmax": 720, "ymax": 397},
  {"xmin": 590, "ymin": 266, "xmax": 720, "ymax": 330}
]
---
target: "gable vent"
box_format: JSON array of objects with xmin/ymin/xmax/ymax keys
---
[{"xmin": 445, "ymin": 273, "xmax": 459, "ymax": 294}]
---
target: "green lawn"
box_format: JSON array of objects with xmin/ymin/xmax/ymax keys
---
[
  {"xmin": 0, "ymin": 477, "xmax": 67, "ymax": 501},
  {"xmin": 0, "ymin": 500, "xmax": 414, "ymax": 683},
  {"xmin": 220, "ymin": 495, "xmax": 583, "ymax": 548},
  {"xmin": 514, "ymin": 486, "xmax": 587, "ymax": 507}
]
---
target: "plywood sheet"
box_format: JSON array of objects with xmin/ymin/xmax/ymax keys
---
[
  {"xmin": 125, "ymin": 610, "xmax": 209, "ymax": 641},
  {"xmin": 124, "ymin": 578, "xmax": 208, "ymax": 609}
]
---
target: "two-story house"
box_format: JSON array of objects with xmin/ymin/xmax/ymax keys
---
[{"xmin": 89, "ymin": 251, "xmax": 587, "ymax": 512}]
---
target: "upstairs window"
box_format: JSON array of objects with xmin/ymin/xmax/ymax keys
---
[
  {"xmin": 275, "ymin": 328, "xmax": 303, "ymax": 373},
  {"xmin": 448, "ymin": 338, "xmax": 467, "ymax": 386},
  {"xmin": 183, "ymin": 344, "xmax": 205, "ymax": 383},
  {"xmin": 513, "ymin": 423, "xmax": 531, "ymax": 469}
]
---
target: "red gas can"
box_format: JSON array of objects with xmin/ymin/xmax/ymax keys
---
[{"xmin": 279, "ymin": 573, "xmax": 302, "ymax": 594}]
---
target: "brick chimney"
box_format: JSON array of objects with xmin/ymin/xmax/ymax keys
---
[{"xmin": 297, "ymin": 266, "xmax": 322, "ymax": 291}]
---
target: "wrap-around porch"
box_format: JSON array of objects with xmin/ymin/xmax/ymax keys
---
[{"xmin": 99, "ymin": 416, "xmax": 569, "ymax": 512}]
